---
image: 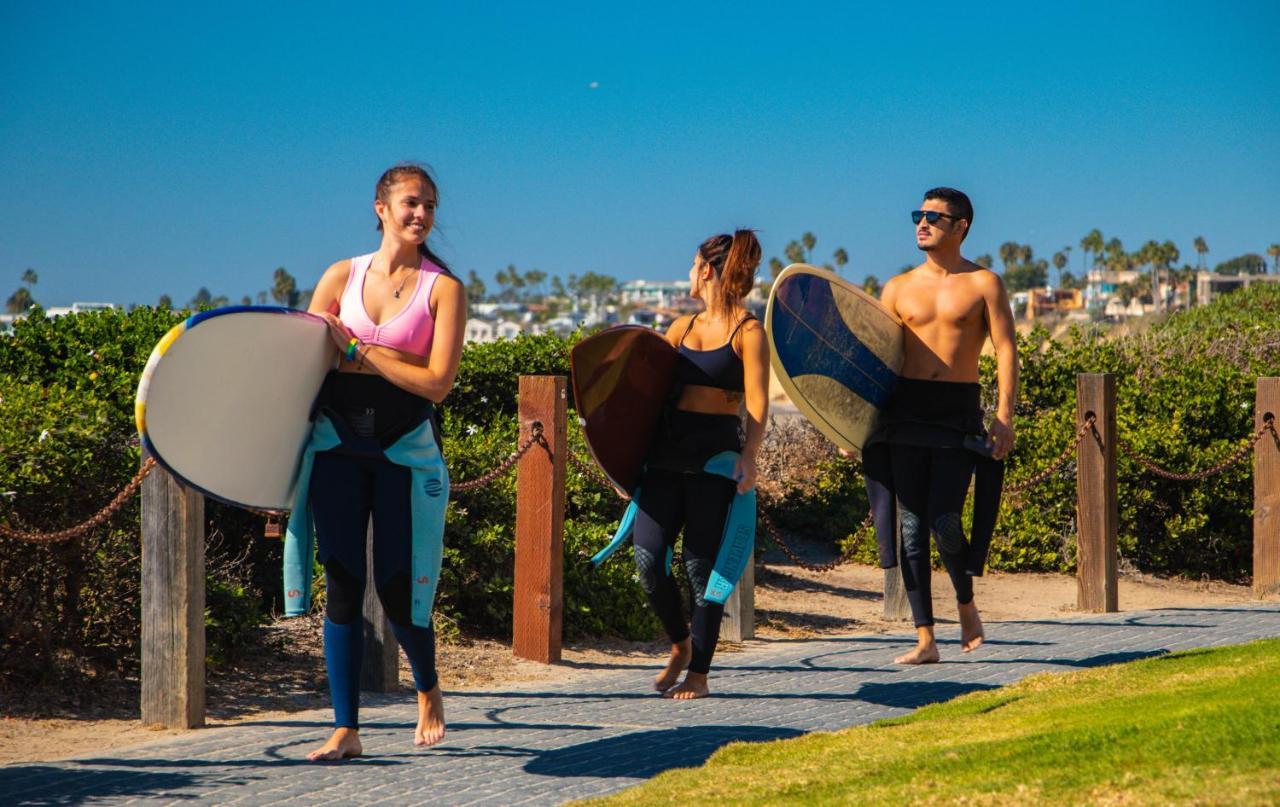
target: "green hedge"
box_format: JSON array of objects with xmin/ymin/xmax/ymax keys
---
[{"xmin": 1, "ymin": 286, "xmax": 1276, "ymax": 681}]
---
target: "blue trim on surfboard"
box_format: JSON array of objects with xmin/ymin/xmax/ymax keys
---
[
  {"xmin": 772, "ymin": 273, "xmax": 896, "ymax": 408},
  {"xmin": 139, "ymin": 305, "xmax": 327, "ymax": 512},
  {"xmin": 185, "ymin": 305, "xmax": 315, "ymax": 329}
]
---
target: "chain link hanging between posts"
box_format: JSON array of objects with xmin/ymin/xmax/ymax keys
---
[
  {"xmin": 0, "ymin": 458, "xmax": 157, "ymax": 545},
  {"xmin": 1002, "ymin": 415, "xmax": 1095, "ymax": 501},
  {"xmin": 1116, "ymin": 414, "xmax": 1276, "ymax": 482},
  {"xmin": 0, "ymin": 423, "xmax": 549, "ymax": 545},
  {"xmin": 452, "ymin": 422, "xmax": 546, "ymax": 491}
]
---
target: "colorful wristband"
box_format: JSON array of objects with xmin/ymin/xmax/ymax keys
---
[{"xmin": 345, "ymin": 338, "xmax": 360, "ymax": 361}]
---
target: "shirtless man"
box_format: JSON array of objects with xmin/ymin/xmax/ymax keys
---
[{"xmin": 862, "ymin": 187, "xmax": 1018, "ymax": 664}]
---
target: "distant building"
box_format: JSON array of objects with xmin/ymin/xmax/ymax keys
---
[
  {"xmin": 1195, "ymin": 271, "xmax": 1279, "ymax": 307},
  {"xmin": 45, "ymin": 302, "xmax": 117, "ymax": 318},
  {"xmin": 620, "ymin": 280, "xmax": 692, "ymax": 309}
]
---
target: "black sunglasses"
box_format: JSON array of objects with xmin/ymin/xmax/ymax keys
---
[{"xmin": 911, "ymin": 210, "xmax": 960, "ymax": 225}]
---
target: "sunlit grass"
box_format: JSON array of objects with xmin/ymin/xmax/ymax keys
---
[{"xmin": 589, "ymin": 639, "xmax": 1280, "ymax": 806}]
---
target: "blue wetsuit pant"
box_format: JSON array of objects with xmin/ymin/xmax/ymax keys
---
[
  {"xmin": 311, "ymin": 450, "xmax": 438, "ymax": 729},
  {"xmin": 631, "ymin": 468, "xmax": 737, "ymax": 675},
  {"xmin": 889, "ymin": 445, "xmax": 976, "ymax": 628}
]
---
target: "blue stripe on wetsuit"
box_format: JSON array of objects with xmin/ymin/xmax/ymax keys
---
[{"xmin": 591, "ymin": 451, "xmax": 754, "ymax": 605}]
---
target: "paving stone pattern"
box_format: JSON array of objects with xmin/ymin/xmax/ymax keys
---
[{"xmin": 6, "ymin": 605, "xmax": 1279, "ymax": 806}]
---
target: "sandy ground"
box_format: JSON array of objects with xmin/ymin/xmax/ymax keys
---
[{"xmin": 1, "ymin": 560, "xmax": 1263, "ymax": 766}]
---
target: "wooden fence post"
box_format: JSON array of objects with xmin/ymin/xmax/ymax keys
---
[
  {"xmin": 361, "ymin": 518, "xmax": 398, "ymax": 692},
  {"xmin": 513, "ymin": 375, "xmax": 567, "ymax": 663},
  {"xmin": 1077, "ymin": 373, "xmax": 1118, "ymax": 612},
  {"xmin": 721, "ymin": 559, "xmax": 754, "ymax": 642},
  {"xmin": 1255, "ymin": 378, "xmax": 1280, "ymax": 598},
  {"xmin": 141, "ymin": 454, "xmax": 206, "ymax": 728}
]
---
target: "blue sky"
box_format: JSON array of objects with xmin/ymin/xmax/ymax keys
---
[{"xmin": 2, "ymin": 1, "xmax": 1278, "ymax": 306}]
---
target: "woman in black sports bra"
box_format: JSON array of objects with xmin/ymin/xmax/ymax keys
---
[{"xmin": 633, "ymin": 229, "xmax": 770, "ymax": 700}]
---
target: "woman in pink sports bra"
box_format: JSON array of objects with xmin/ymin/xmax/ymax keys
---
[{"xmin": 302, "ymin": 163, "xmax": 467, "ymax": 762}]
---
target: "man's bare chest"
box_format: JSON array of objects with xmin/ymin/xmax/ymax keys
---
[{"xmin": 895, "ymin": 284, "xmax": 985, "ymax": 331}]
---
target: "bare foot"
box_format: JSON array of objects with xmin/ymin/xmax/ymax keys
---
[
  {"xmin": 663, "ymin": 671, "xmax": 710, "ymax": 699},
  {"xmin": 959, "ymin": 601, "xmax": 985, "ymax": 652},
  {"xmin": 894, "ymin": 643, "xmax": 940, "ymax": 665},
  {"xmin": 414, "ymin": 685, "xmax": 446, "ymax": 747},
  {"xmin": 307, "ymin": 727, "xmax": 362, "ymax": 762},
  {"xmin": 654, "ymin": 638, "xmax": 691, "ymax": 692}
]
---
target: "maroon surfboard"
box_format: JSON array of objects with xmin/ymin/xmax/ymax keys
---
[{"xmin": 571, "ymin": 325, "xmax": 678, "ymax": 494}]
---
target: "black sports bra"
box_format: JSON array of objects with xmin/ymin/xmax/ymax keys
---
[{"xmin": 672, "ymin": 313, "xmax": 754, "ymax": 393}]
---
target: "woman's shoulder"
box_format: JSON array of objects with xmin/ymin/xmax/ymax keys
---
[{"xmin": 663, "ymin": 314, "xmax": 695, "ymax": 344}]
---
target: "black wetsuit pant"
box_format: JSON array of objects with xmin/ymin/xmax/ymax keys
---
[
  {"xmin": 889, "ymin": 444, "xmax": 977, "ymax": 628},
  {"xmin": 310, "ymin": 372, "xmax": 439, "ymax": 728},
  {"xmin": 631, "ymin": 468, "xmax": 737, "ymax": 674}
]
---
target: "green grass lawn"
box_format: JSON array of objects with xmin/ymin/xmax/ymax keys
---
[{"xmin": 589, "ymin": 638, "xmax": 1280, "ymax": 806}]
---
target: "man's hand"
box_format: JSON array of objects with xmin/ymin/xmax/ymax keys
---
[{"xmin": 989, "ymin": 417, "xmax": 1015, "ymax": 460}]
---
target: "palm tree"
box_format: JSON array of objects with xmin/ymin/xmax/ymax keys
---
[
  {"xmin": 801, "ymin": 232, "xmax": 816, "ymax": 263},
  {"xmin": 524, "ymin": 269, "xmax": 547, "ymax": 301},
  {"xmin": 1194, "ymin": 236, "xmax": 1209, "ymax": 270},
  {"xmin": 784, "ymin": 241, "xmax": 805, "ymax": 265},
  {"xmin": 1052, "ymin": 251, "xmax": 1069, "ymax": 288},
  {"xmin": 1268, "ymin": 244, "xmax": 1280, "ymax": 275},
  {"xmin": 832, "ymin": 247, "xmax": 848, "ymax": 274},
  {"xmin": 998, "ymin": 241, "xmax": 1020, "ymax": 270},
  {"xmin": 272, "ymin": 267, "xmax": 300, "ymax": 308},
  {"xmin": 1081, "ymin": 229, "xmax": 1104, "ymax": 272},
  {"xmin": 768, "ymin": 257, "xmax": 785, "ymax": 279},
  {"xmin": 974, "ymin": 254, "xmax": 994, "ymax": 269},
  {"xmin": 1104, "ymin": 238, "xmax": 1126, "ymax": 272},
  {"xmin": 863, "ymin": 275, "xmax": 882, "ymax": 296},
  {"xmin": 1017, "ymin": 244, "xmax": 1034, "ymax": 265},
  {"xmin": 21, "ymin": 268, "xmax": 38, "ymax": 288}
]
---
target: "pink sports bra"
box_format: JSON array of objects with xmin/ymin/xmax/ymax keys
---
[{"xmin": 338, "ymin": 253, "xmax": 443, "ymax": 358}]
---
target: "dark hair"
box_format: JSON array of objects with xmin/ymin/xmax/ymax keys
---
[
  {"xmin": 923, "ymin": 187, "xmax": 973, "ymax": 240},
  {"xmin": 375, "ymin": 163, "xmax": 453, "ymax": 273},
  {"xmin": 698, "ymin": 229, "xmax": 762, "ymax": 311}
]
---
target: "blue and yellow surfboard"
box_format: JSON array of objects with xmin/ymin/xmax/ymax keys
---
[{"xmin": 766, "ymin": 264, "xmax": 904, "ymax": 451}]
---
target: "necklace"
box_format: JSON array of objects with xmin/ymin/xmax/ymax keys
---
[{"xmin": 393, "ymin": 275, "xmax": 408, "ymax": 299}]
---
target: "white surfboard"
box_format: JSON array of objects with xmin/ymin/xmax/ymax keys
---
[{"xmin": 135, "ymin": 307, "xmax": 336, "ymax": 510}]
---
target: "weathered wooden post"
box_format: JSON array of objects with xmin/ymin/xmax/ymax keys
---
[
  {"xmin": 361, "ymin": 519, "xmax": 398, "ymax": 691},
  {"xmin": 141, "ymin": 453, "xmax": 206, "ymax": 728},
  {"xmin": 1076, "ymin": 373, "xmax": 1118, "ymax": 612},
  {"xmin": 1254, "ymin": 377, "xmax": 1280, "ymax": 598},
  {"xmin": 721, "ymin": 560, "xmax": 754, "ymax": 642},
  {"xmin": 513, "ymin": 375, "xmax": 567, "ymax": 663}
]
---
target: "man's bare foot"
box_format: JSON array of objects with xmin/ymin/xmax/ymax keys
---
[
  {"xmin": 414, "ymin": 685, "xmax": 446, "ymax": 747},
  {"xmin": 894, "ymin": 642, "xmax": 940, "ymax": 664},
  {"xmin": 663, "ymin": 671, "xmax": 710, "ymax": 699},
  {"xmin": 306, "ymin": 727, "xmax": 362, "ymax": 761},
  {"xmin": 959, "ymin": 601, "xmax": 985, "ymax": 652},
  {"xmin": 654, "ymin": 638, "xmax": 691, "ymax": 692}
]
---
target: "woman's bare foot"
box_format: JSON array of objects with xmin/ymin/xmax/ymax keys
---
[
  {"xmin": 894, "ymin": 642, "xmax": 941, "ymax": 665},
  {"xmin": 959, "ymin": 601, "xmax": 985, "ymax": 652},
  {"xmin": 307, "ymin": 727, "xmax": 363, "ymax": 762},
  {"xmin": 414, "ymin": 685, "xmax": 446, "ymax": 747},
  {"xmin": 663, "ymin": 671, "xmax": 710, "ymax": 699},
  {"xmin": 654, "ymin": 638, "xmax": 692, "ymax": 692}
]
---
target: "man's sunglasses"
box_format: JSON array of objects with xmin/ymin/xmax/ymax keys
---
[{"xmin": 911, "ymin": 210, "xmax": 961, "ymax": 225}]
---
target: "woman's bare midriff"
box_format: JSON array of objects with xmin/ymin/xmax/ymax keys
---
[
  {"xmin": 675, "ymin": 384, "xmax": 743, "ymax": 416},
  {"xmin": 337, "ymin": 344, "xmax": 428, "ymax": 374}
]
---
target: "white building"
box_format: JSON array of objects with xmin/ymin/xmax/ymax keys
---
[
  {"xmin": 620, "ymin": 280, "xmax": 691, "ymax": 308},
  {"xmin": 45, "ymin": 302, "xmax": 117, "ymax": 318}
]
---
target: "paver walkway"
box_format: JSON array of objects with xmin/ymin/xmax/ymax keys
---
[{"xmin": 6, "ymin": 605, "xmax": 1279, "ymax": 806}]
